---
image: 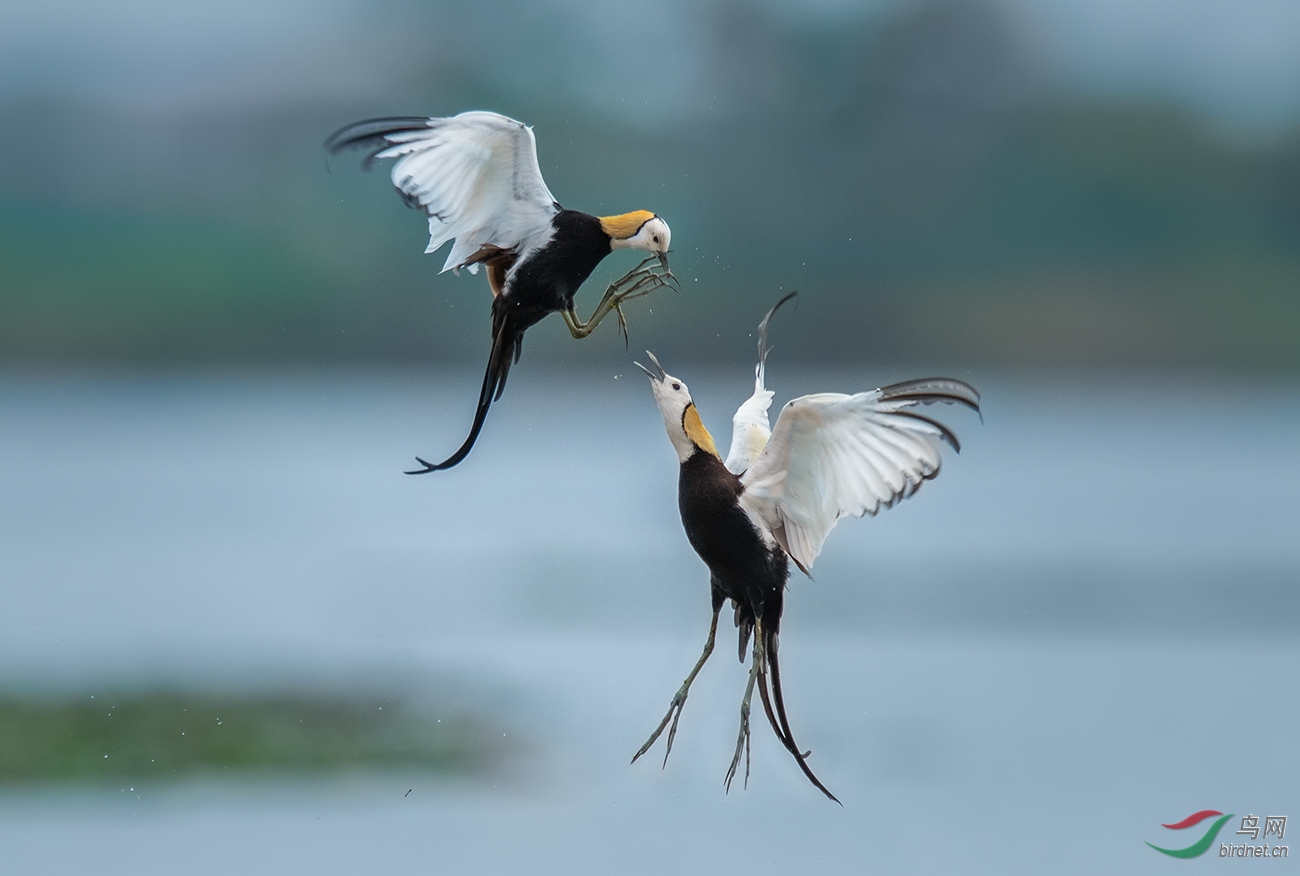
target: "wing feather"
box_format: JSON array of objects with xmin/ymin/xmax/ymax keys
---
[
  {"xmin": 326, "ymin": 111, "xmax": 559, "ymax": 274},
  {"xmin": 725, "ymin": 293, "xmax": 798, "ymax": 474},
  {"xmin": 739, "ymin": 385, "xmax": 978, "ymax": 572}
]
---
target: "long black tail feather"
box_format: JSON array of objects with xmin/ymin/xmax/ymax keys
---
[
  {"xmin": 765, "ymin": 626, "xmax": 841, "ymax": 804},
  {"xmin": 406, "ymin": 304, "xmax": 519, "ymax": 474}
]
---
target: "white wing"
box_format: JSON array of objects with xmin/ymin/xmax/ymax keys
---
[
  {"xmin": 739, "ymin": 379, "xmax": 980, "ymax": 572},
  {"xmin": 725, "ymin": 379, "xmax": 774, "ymax": 475},
  {"xmin": 724, "ymin": 293, "xmax": 797, "ymax": 474},
  {"xmin": 326, "ymin": 111, "xmax": 559, "ymax": 273}
]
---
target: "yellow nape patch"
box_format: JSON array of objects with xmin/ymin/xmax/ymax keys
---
[
  {"xmin": 598, "ymin": 210, "xmax": 655, "ymax": 240},
  {"xmin": 682, "ymin": 404, "xmax": 720, "ymax": 458}
]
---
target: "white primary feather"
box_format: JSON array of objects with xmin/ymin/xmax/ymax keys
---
[
  {"xmin": 739, "ymin": 390, "xmax": 965, "ymax": 573},
  {"xmin": 724, "ymin": 374, "xmax": 774, "ymax": 475},
  {"xmin": 724, "ymin": 292, "xmax": 797, "ymax": 475},
  {"xmin": 372, "ymin": 111, "xmax": 559, "ymax": 273}
]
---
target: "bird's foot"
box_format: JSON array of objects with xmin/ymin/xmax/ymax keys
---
[
  {"xmin": 724, "ymin": 698, "xmax": 752, "ymax": 793},
  {"xmin": 612, "ymin": 255, "xmax": 679, "ymax": 293},
  {"xmin": 631, "ymin": 609, "xmax": 718, "ymax": 768},
  {"xmin": 565, "ymin": 259, "xmax": 675, "ymax": 341},
  {"xmin": 724, "ymin": 639, "xmax": 761, "ymax": 793},
  {"xmin": 631, "ymin": 684, "xmax": 690, "ymax": 768}
]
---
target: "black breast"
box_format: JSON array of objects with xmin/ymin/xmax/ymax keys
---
[
  {"xmin": 678, "ymin": 450, "xmax": 788, "ymax": 619},
  {"xmin": 506, "ymin": 209, "xmax": 612, "ymax": 316}
]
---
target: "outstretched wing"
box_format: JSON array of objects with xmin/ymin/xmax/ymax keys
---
[
  {"xmin": 739, "ymin": 378, "xmax": 980, "ymax": 572},
  {"xmin": 325, "ymin": 111, "xmax": 559, "ymax": 273},
  {"xmin": 725, "ymin": 292, "xmax": 798, "ymax": 475}
]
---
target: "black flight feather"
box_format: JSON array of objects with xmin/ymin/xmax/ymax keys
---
[{"xmin": 323, "ymin": 117, "xmax": 434, "ymax": 168}]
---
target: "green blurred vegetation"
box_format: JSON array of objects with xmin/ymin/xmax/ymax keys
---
[
  {"xmin": 0, "ymin": 690, "xmax": 504, "ymax": 783},
  {"xmin": 1, "ymin": 0, "xmax": 1297, "ymax": 368}
]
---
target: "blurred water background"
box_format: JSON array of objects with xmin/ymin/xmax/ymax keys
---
[{"xmin": 2, "ymin": 0, "xmax": 1299, "ymax": 873}]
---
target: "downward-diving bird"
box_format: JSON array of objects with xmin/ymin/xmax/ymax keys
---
[
  {"xmin": 633, "ymin": 294, "xmax": 980, "ymax": 801},
  {"xmin": 326, "ymin": 111, "xmax": 674, "ymax": 472}
]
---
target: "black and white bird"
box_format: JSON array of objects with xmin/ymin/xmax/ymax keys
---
[
  {"xmin": 632, "ymin": 294, "xmax": 980, "ymax": 801},
  {"xmin": 326, "ymin": 110, "xmax": 674, "ymax": 472}
]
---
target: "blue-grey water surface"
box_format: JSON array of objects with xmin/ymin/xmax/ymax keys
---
[{"xmin": 1, "ymin": 367, "xmax": 1297, "ymax": 874}]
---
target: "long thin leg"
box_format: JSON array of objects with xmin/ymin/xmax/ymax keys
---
[
  {"xmin": 724, "ymin": 629, "xmax": 764, "ymax": 793},
  {"xmin": 728, "ymin": 616, "xmax": 788, "ymax": 791},
  {"xmin": 563, "ymin": 272, "xmax": 666, "ymax": 340},
  {"xmin": 631, "ymin": 607, "xmax": 720, "ymax": 767}
]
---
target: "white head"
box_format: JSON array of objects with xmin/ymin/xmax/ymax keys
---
[
  {"xmin": 600, "ymin": 212, "xmax": 671, "ymax": 268},
  {"xmin": 635, "ymin": 351, "xmax": 718, "ymax": 463}
]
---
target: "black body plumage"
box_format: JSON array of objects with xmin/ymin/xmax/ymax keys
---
[
  {"xmin": 324, "ymin": 113, "xmax": 670, "ymax": 472},
  {"xmin": 432, "ymin": 211, "xmax": 614, "ymax": 471},
  {"xmin": 674, "ymin": 444, "xmax": 836, "ymax": 801},
  {"xmin": 678, "ymin": 450, "xmax": 787, "ymax": 660},
  {"xmin": 507, "ymin": 210, "xmax": 614, "ymax": 311}
]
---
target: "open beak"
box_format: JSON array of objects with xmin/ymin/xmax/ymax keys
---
[{"xmin": 634, "ymin": 350, "xmax": 667, "ymax": 382}]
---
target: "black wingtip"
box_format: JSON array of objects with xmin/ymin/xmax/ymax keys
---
[
  {"xmin": 323, "ymin": 116, "xmax": 431, "ymax": 152},
  {"xmin": 323, "ymin": 116, "xmax": 437, "ymax": 170},
  {"xmin": 878, "ymin": 377, "xmax": 980, "ymax": 411}
]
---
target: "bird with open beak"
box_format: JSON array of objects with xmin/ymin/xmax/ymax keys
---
[{"xmin": 633, "ymin": 293, "xmax": 980, "ymax": 801}]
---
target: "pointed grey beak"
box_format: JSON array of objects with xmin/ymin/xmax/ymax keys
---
[
  {"xmin": 656, "ymin": 251, "xmax": 670, "ymax": 272},
  {"xmin": 635, "ymin": 351, "xmax": 666, "ymax": 381}
]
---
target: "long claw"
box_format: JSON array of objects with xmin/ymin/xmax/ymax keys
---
[
  {"xmin": 724, "ymin": 635, "xmax": 762, "ymax": 794},
  {"xmin": 631, "ymin": 699, "xmax": 676, "ymax": 765},
  {"xmin": 631, "ymin": 685, "xmax": 689, "ymax": 769},
  {"xmin": 615, "ymin": 303, "xmax": 629, "ymax": 350},
  {"xmin": 606, "ymin": 256, "xmax": 659, "ymax": 293},
  {"xmin": 724, "ymin": 696, "xmax": 752, "ymax": 793}
]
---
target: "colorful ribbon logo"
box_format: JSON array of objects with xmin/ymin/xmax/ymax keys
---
[{"xmin": 1147, "ymin": 810, "xmax": 1234, "ymax": 858}]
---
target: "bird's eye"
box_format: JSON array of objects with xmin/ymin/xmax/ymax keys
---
[
  {"xmin": 653, "ymin": 235, "xmax": 660, "ymax": 243},
  {"xmin": 672, "ymin": 382, "xmax": 681, "ymax": 391}
]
